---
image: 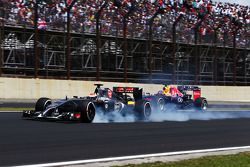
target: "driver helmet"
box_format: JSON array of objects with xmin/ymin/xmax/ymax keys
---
[{"xmin": 163, "ymin": 85, "xmax": 171, "ymax": 96}]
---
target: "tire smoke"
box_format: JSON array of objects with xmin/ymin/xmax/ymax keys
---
[
  {"xmin": 150, "ymin": 110, "xmax": 250, "ymax": 122},
  {"xmin": 93, "ymin": 105, "xmax": 250, "ymax": 123},
  {"xmin": 93, "ymin": 111, "xmax": 136, "ymax": 123}
]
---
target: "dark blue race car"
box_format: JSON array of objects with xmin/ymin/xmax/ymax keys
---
[{"xmin": 22, "ymin": 84, "xmax": 154, "ymax": 123}]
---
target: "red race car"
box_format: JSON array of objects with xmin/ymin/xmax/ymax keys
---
[{"xmin": 155, "ymin": 85, "xmax": 208, "ymax": 112}]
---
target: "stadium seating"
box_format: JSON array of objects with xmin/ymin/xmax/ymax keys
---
[{"xmin": 0, "ymin": 0, "xmax": 249, "ymax": 48}]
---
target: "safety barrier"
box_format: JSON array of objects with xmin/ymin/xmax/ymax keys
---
[{"xmin": 0, "ymin": 77, "xmax": 250, "ymax": 102}]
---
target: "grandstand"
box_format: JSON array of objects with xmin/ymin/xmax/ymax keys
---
[{"xmin": 0, "ymin": 0, "xmax": 249, "ymax": 85}]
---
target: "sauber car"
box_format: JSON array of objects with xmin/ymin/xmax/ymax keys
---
[
  {"xmin": 23, "ymin": 84, "xmax": 154, "ymax": 122},
  {"xmin": 22, "ymin": 97, "xmax": 96, "ymax": 123},
  {"xmin": 155, "ymin": 85, "xmax": 208, "ymax": 111}
]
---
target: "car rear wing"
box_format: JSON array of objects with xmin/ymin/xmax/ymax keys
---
[
  {"xmin": 113, "ymin": 87, "xmax": 143, "ymax": 101},
  {"xmin": 113, "ymin": 87, "xmax": 139, "ymax": 93},
  {"xmin": 177, "ymin": 85, "xmax": 200, "ymax": 91}
]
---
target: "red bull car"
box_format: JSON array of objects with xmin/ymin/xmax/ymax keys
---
[
  {"xmin": 155, "ymin": 85, "xmax": 208, "ymax": 112},
  {"xmin": 22, "ymin": 84, "xmax": 153, "ymax": 122}
]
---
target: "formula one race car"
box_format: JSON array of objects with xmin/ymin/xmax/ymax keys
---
[
  {"xmin": 23, "ymin": 97, "xmax": 96, "ymax": 123},
  {"xmin": 110, "ymin": 86, "xmax": 152, "ymax": 119},
  {"xmin": 23, "ymin": 84, "xmax": 153, "ymax": 123},
  {"xmin": 155, "ymin": 85, "xmax": 208, "ymax": 112}
]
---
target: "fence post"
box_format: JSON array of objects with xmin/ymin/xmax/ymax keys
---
[
  {"xmin": 66, "ymin": 7, "xmax": 71, "ymax": 79},
  {"xmin": 95, "ymin": 1, "xmax": 107, "ymax": 81},
  {"xmin": 172, "ymin": 24, "xmax": 176, "ymax": 84},
  {"xmin": 148, "ymin": 20, "xmax": 153, "ymax": 83},
  {"xmin": 66, "ymin": 0, "xmax": 77, "ymax": 80},
  {"xmin": 244, "ymin": 46, "xmax": 247, "ymax": 85},
  {"xmin": 34, "ymin": 1, "xmax": 39, "ymax": 78},
  {"xmin": 213, "ymin": 29, "xmax": 218, "ymax": 85},
  {"xmin": 148, "ymin": 8, "xmax": 162, "ymax": 83},
  {"xmin": 122, "ymin": 1, "xmax": 137, "ymax": 83},
  {"xmin": 172, "ymin": 15, "xmax": 183, "ymax": 84},
  {"xmin": 194, "ymin": 16, "xmax": 207, "ymax": 85},
  {"xmin": 233, "ymin": 29, "xmax": 237, "ymax": 85},
  {"xmin": 244, "ymin": 25, "xmax": 248, "ymax": 85},
  {"xmin": 96, "ymin": 14, "xmax": 100, "ymax": 81},
  {"xmin": 0, "ymin": 3, "xmax": 3, "ymax": 77},
  {"xmin": 123, "ymin": 18, "xmax": 128, "ymax": 83},
  {"xmin": 194, "ymin": 26, "xmax": 199, "ymax": 85}
]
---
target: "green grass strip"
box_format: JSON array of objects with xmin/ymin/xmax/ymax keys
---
[
  {"xmin": 116, "ymin": 152, "xmax": 250, "ymax": 167},
  {"xmin": 0, "ymin": 107, "xmax": 33, "ymax": 111}
]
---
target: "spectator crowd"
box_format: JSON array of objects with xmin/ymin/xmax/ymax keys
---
[{"xmin": 0, "ymin": 0, "xmax": 249, "ymax": 47}]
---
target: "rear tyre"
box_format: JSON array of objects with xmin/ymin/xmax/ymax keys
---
[
  {"xmin": 35, "ymin": 97, "xmax": 52, "ymax": 111},
  {"xmin": 79, "ymin": 100, "xmax": 96, "ymax": 123},
  {"xmin": 194, "ymin": 97, "xmax": 208, "ymax": 111}
]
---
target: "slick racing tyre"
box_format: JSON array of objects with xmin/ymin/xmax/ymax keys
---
[
  {"xmin": 143, "ymin": 101, "xmax": 152, "ymax": 119},
  {"xmin": 79, "ymin": 100, "xmax": 96, "ymax": 123},
  {"xmin": 194, "ymin": 97, "xmax": 208, "ymax": 111},
  {"xmin": 157, "ymin": 97, "xmax": 165, "ymax": 112},
  {"xmin": 35, "ymin": 97, "xmax": 52, "ymax": 111},
  {"xmin": 135, "ymin": 101, "xmax": 152, "ymax": 120}
]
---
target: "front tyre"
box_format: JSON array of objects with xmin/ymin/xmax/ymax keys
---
[
  {"xmin": 157, "ymin": 97, "xmax": 165, "ymax": 112},
  {"xmin": 79, "ymin": 101, "xmax": 96, "ymax": 123},
  {"xmin": 35, "ymin": 97, "xmax": 52, "ymax": 111}
]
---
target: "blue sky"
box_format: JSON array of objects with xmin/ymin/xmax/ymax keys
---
[{"xmin": 214, "ymin": 0, "xmax": 249, "ymax": 6}]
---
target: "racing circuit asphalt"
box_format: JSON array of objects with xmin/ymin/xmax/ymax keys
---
[{"xmin": 1, "ymin": 111, "xmax": 250, "ymax": 166}]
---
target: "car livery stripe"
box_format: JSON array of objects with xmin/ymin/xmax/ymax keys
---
[{"xmin": 16, "ymin": 146, "xmax": 250, "ymax": 167}]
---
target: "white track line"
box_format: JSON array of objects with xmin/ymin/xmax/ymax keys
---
[{"xmin": 16, "ymin": 146, "xmax": 250, "ymax": 167}]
